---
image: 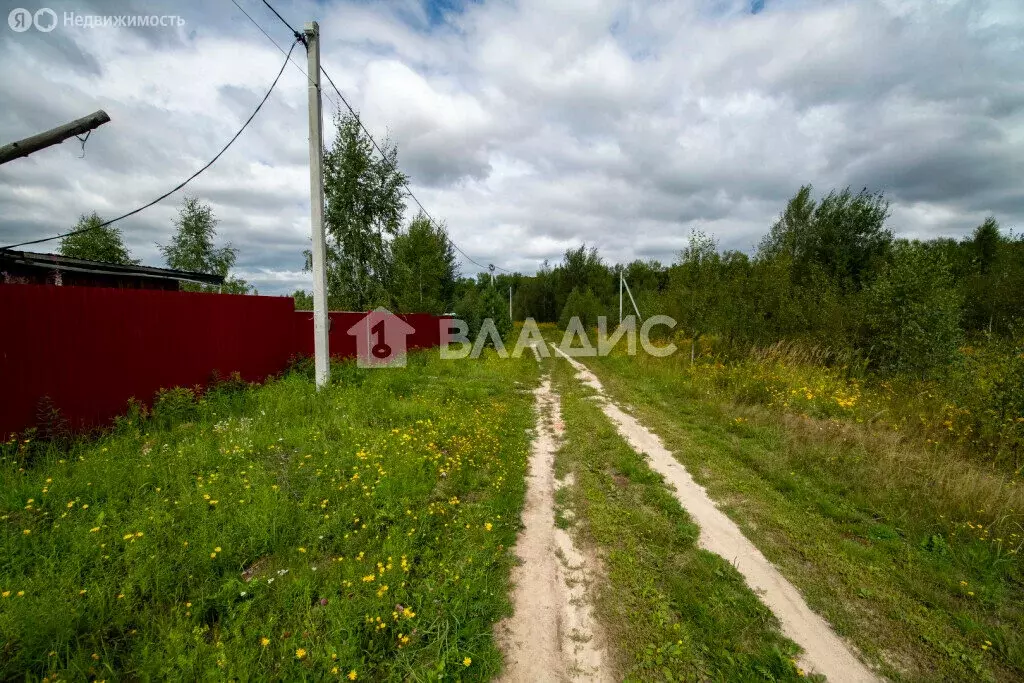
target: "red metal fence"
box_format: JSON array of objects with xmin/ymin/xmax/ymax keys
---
[{"xmin": 0, "ymin": 285, "xmax": 451, "ymax": 436}]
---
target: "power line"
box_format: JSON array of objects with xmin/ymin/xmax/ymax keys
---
[
  {"xmin": 318, "ymin": 65, "xmax": 512, "ymax": 273},
  {"xmin": 1, "ymin": 39, "xmax": 299, "ymax": 252},
  {"xmin": 228, "ymin": 0, "xmax": 343, "ymax": 114},
  {"xmin": 261, "ymin": 0, "xmax": 304, "ymax": 42},
  {"xmin": 256, "ymin": 0, "xmax": 512, "ymax": 274}
]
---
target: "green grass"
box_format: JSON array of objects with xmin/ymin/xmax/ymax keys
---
[
  {"xmin": 548, "ymin": 358, "xmax": 809, "ymax": 681},
  {"xmin": 0, "ymin": 350, "xmax": 538, "ymax": 681},
  {"xmin": 577, "ymin": 350, "xmax": 1024, "ymax": 682}
]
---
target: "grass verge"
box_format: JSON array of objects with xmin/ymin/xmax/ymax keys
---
[
  {"xmin": 580, "ymin": 351, "xmax": 1024, "ymax": 682},
  {"xmin": 549, "ymin": 359, "xmax": 809, "ymax": 681},
  {"xmin": 1, "ymin": 350, "xmax": 538, "ymax": 680}
]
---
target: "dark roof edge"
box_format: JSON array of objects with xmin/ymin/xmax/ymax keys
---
[{"xmin": 0, "ymin": 249, "xmax": 225, "ymax": 286}]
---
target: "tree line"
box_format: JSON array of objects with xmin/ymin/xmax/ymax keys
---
[
  {"xmin": 51, "ymin": 109, "xmax": 1022, "ymax": 380},
  {"xmin": 512, "ymin": 187, "xmax": 1023, "ymax": 378},
  {"xmin": 57, "ymin": 197, "xmax": 252, "ymax": 293},
  {"xmin": 299, "ymin": 111, "xmax": 1023, "ymax": 379}
]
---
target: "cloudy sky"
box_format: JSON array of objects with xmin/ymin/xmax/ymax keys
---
[{"xmin": 1, "ymin": 0, "xmax": 1022, "ymax": 294}]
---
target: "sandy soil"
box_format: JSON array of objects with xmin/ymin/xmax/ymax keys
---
[
  {"xmin": 552, "ymin": 347, "xmax": 878, "ymax": 683},
  {"xmin": 496, "ymin": 376, "xmax": 613, "ymax": 682}
]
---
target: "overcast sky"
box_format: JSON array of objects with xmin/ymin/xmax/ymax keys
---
[{"xmin": 2, "ymin": 0, "xmax": 1022, "ymax": 294}]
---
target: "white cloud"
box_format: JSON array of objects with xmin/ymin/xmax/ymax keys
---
[{"xmin": 1, "ymin": 0, "xmax": 1022, "ymax": 294}]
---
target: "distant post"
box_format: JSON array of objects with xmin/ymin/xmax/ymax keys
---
[{"xmin": 305, "ymin": 22, "xmax": 330, "ymax": 388}]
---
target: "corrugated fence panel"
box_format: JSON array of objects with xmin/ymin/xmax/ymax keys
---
[{"xmin": 0, "ymin": 285, "xmax": 451, "ymax": 436}]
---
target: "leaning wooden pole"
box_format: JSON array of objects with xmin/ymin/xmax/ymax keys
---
[{"xmin": 0, "ymin": 110, "xmax": 111, "ymax": 165}]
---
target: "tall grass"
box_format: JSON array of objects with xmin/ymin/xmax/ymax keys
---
[{"xmin": 0, "ymin": 350, "xmax": 538, "ymax": 680}]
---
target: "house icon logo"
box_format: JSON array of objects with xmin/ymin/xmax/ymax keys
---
[{"xmin": 347, "ymin": 307, "xmax": 416, "ymax": 368}]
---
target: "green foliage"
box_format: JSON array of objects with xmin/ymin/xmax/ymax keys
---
[
  {"xmin": 667, "ymin": 230, "xmax": 721, "ymax": 338},
  {"xmin": 151, "ymin": 386, "xmax": 199, "ymax": 428},
  {"xmin": 960, "ymin": 218, "xmax": 1024, "ymax": 335},
  {"xmin": 0, "ymin": 351, "xmax": 538, "ymax": 680},
  {"xmin": 389, "ymin": 213, "xmax": 458, "ymax": 314},
  {"xmin": 160, "ymin": 197, "xmax": 250, "ymax": 293},
  {"xmin": 865, "ymin": 242, "xmax": 962, "ymax": 376},
  {"xmin": 292, "ymin": 289, "xmax": 314, "ymax": 311},
  {"xmin": 313, "ymin": 112, "xmax": 407, "ymax": 311},
  {"xmin": 450, "ymin": 284, "xmax": 511, "ymax": 345},
  {"xmin": 478, "ymin": 285, "xmax": 512, "ymax": 343},
  {"xmin": 452, "ymin": 287, "xmax": 482, "ymax": 339},
  {"xmin": 59, "ymin": 213, "xmax": 137, "ymax": 265},
  {"xmin": 759, "ymin": 185, "xmax": 892, "ymax": 290},
  {"xmin": 557, "ymin": 287, "xmax": 604, "ymax": 329}
]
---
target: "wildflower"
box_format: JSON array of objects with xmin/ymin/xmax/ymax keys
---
[
  {"xmin": 22, "ymin": 529, "xmax": 30, "ymax": 535},
  {"xmin": 90, "ymin": 527, "xmax": 100, "ymax": 533},
  {"xmin": 295, "ymin": 648, "xmax": 307, "ymax": 660},
  {"xmin": 348, "ymin": 671, "xmax": 357, "ymax": 680},
  {"xmin": 214, "ymin": 547, "xmax": 222, "ymax": 553},
  {"xmin": 331, "ymin": 667, "xmax": 339, "ymax": 675},
  {"xmin": 260, "ymin": 637, "xmax": 271, "ymax": 647},
  {"xmin": 298, "ymin": 547, "xmax": 306, "ymax": 553},
  {"xmin": 485, "ymin": 522, "xmax": 493, "ymax": 531},
  {"xmin": 362, "ymin": 575, "xmax": 375, "ymax": 582},
  {"xmin": 463, "ymin": 657, "xmax": 472, "ymax": 667},
  {"xmin": 1, "ymin": 591, "xmax": 9, "ymax": 598},
  {"xmin": 79, "ymin": 589, "xmax": 87, "ymax": 595}
]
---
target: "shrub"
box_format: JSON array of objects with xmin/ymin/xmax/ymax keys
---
[
  {"xmin": 865, "ymin": 243, "xmax": 962, "ymax": 377},
  {"xmin": 558, "ymin": 287, "xmax": 604, "ymax": 330},
  {"xmin": 478, "ymin": 285, "xmax": 513, "ymax": 344},
  {"xmin": 151, "ymin": 386, "xmax": 198, "ymax": 428}
]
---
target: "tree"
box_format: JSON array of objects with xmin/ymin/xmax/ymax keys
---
[
  {"xmin": 311, "ymin": 111, "xmax": 407, "ymax": 311},
  {"xmin": 669, "ymin": 230, "xmax": 722, "ymax": 361},
  {"xmin": 160, "ymin": 197, "xmax": 251, "ymax": 293},
  {"xmin": 759, "ymin": 185, "xmax": 892, "ymax": 291},
  {"xmin": 479, "ymin": 284, "xmax": 513, "ymax": 343},
  {"xmin": 555, "ymin": 245, "xmax": 614, "ymax": 315},
  {"xmin": 865, "ymin": 242, "xmax": 962, "ymax": 377},
  {"xmin": 389, "ymin": 213, "xmax": 458, "ymax": 314},
  {"xmin": 59, "ymin": 213, "xmax": 136, "ymax": 265},
  {"xmin": 558, "ymin": 287, "xmax": 604, "ymax": 330},
  {"xmin": 292, "ymin": 289, "xmax": 314, "ymax": 310}
]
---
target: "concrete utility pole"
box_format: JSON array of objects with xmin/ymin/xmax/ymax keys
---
[
  {"xmin": 0, "ymin": 110, "xmax": 111, "ymax": 165},
  {"xmin": 509, "ymin": 286, "xmax": 512, "ymax": 321},
  {"xmin": 619, "ymin": 270, "xmax": 623, "ymax": 325},
  {"xmin": 305, "ymin": 22, "xmax": 330, "ymax": 389}
]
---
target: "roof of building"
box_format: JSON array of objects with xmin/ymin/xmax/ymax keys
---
[{"xmin": 0, "ymin": 250, "xmax": 225, "ymax": 286}]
